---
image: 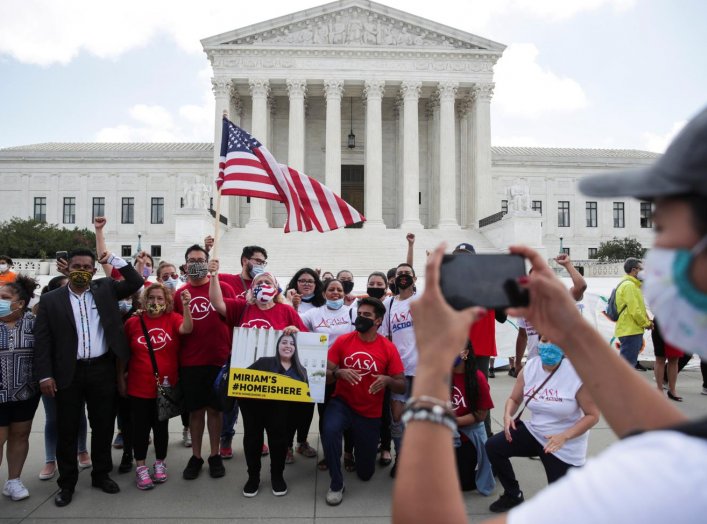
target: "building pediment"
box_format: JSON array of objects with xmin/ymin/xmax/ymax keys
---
[{"xmin": 201, "ymin": 0, "xmax": 505, "ymax": 53}]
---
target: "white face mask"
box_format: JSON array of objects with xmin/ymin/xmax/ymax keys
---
[
  {"xmin": 643, "ymin": 235, "xmax": 707, "ymax": 360},
  {"xmin": 163, "ymin": 277, "xmax": 179, "ymax": 291},
  {"xmin": 0, "ymin": 264, "xmax": 8, "ymax": 273}
]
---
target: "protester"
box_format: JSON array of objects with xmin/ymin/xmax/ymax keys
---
[
  {"xmin": 285, "ymin": 268, "xmax": 325, "ymax": 315},
  {"xmin": 0, "ymin": 256, "xmax": 17, "ymax": 287},
  {"xmin": 393, "ymin": 105, "xmax": 707, "ymax": 524},
  {"xmin": 156, "ymin": 262, "xmax": 181, "ymax": 293},
  {"xmin": 121, "ymin": 283, "xmax": 192, "ymax": 490},
  {"xmin": 615, "ymin": 257, "xmax": 653, "ymax": 369},
  {"xmin": 651, "ymin": 319, "xmax": 685, "ymax": 401},
  {"xmin": 323, "ymin": 297, "xmax": 405, "ymax": 506},
  {"xmin": 0, "ymin": 275, "xmax": 40, "ymax": 501},
  {"xmin": 173, "ymin": 244, "xmax": 235, "ymax": 481},
  {"xmin": 336, "ymin": 270, "xmax": 357, "ymax": 306},
  {"xmin": 34, "ymin": 249, "xmax": 143, "ymax": 507}
]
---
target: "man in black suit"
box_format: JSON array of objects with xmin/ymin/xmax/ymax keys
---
[{"xmin": 34, "ymin": 248, "xmax": 143, "ymax": 507}]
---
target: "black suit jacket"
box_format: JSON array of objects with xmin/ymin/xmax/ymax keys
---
[{"xmin": 33, "ymin": 263, "xmax": 144, "ymax": 389}]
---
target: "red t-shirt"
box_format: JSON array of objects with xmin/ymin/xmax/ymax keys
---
[
  {"xmin": 328, "ymin": 331, "xmax": 405, "ymax": 419},
  {"xmin": 173, "ymin": 279, "xmax": 236, "ymax": 367},
  {"xmin": 124, "ymin": 312, "xmax": 182, "ymax": 399},
  {"xmin": 220, "ymin": 273, "xmax": 251, "ymax": 299},
  {"xmin": 468, "ymin": 309, "xmax": 497, "ymax": 357},
  {"xmin": 224, "ymin": 299, "xmax": 308, "ymax": 331},
  {"xmin": 452, "ymin": 370, "xmax": 494, "ymax": 417}
]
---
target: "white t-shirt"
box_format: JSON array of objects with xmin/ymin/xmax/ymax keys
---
[
  {"xmin": 301, "ymin": 304, "xmax": 354, "ymax": 346},
  {"xmin": 522, "ymin": 357, "xmax": 587, "ymax": 466},
  {"xmin": 296, "ymin": 300, "xmax": 316, "ymax": 315},
  {"xmin": 509, "ymin": 430, "xmax": 707, "ymax": 524},
  {"xmin": 518, "ymin": 317, "xmax": 540, "ymax": 359},
  {"xmin": 381, "ymin": 295, "xmax": 418, "ymax": 376}
]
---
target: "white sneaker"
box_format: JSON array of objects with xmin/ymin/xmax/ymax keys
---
[
  {"xmin": 326, "ymin": 485, "xmax": 344, "ymax": 506},
  {"xmin": 182, "ymin": 428, "xmax": 192, "ymax": 447},
  {"xmin": 2, "ymin": 479, "xmax": 29, "ymax": 501}
]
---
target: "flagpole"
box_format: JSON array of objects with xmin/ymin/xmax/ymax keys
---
[{"xmin": 212, "ymin": 110, "xmax": 228, "ymax": 261}]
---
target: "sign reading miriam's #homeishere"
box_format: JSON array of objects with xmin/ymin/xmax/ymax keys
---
[{"xmin": 227, "ymin": 327, "xmax": 329, "ymax": 403}]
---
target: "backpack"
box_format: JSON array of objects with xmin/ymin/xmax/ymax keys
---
[{"xmin": 605, "ymin": 280, "xmax": 630, "ymax": 321}]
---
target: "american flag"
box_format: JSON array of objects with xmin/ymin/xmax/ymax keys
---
[{"xmin": 217, "ymin": 118, "xmax": 365, "ymax": 233}]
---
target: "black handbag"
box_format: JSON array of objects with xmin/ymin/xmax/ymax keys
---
[{"xmin": 139, "ymin": 314, "xmax": 183, "ymax": 421}]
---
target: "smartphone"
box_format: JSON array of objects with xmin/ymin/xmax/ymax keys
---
[
  {"xmin": 439, "ymin": 254, "xmax": 529, "ymax": 310},
  {"xmin": 56, "ymin": 251, "xmax": 68, "ymax": 262}
]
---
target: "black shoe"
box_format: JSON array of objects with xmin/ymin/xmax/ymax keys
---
[
  {"xmin": 208, "ymin": 454, "xmax": 226, "ymax": 478},
  {"xmin": 243, "ymin": 476, "xmax": 260, "ymax": 497},
  {"xmin": 390, "ymin": 462, "xmax": 397, "ymax": 478},
  {"xmin": 508, "ymin": 367, "xmax": 517, "ymax": 378},
  {"xmin": 271, "ymin": 476, "xmax": 288, "ymax": 496},
  {"xmin": 54, "ymin": 488, "xmax": 73, "ymax": 507},
  {"xmin": 91, "ymin": 476, "xmax": 120, "ymax": 494},
  {"xmin": 635, "ymin": 362, "xmax": 648, "ymax": 371},
  {"xmin": 118, "ymin": 453, "xmax": 133, "ymax": 474},
  {"xmin": 488, "ymin": 368, "xmax": 496, "ymax": 378},
  {"xmin": 182, "ymin": 456, "xmax": 204, "ymax": 480},
  {"xmin": 489, "ymin": 492, "xmax": 524, "ymax": 513}
]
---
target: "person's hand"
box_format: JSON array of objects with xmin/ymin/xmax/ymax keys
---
[
  {"xmin": 503, "ymin": 414, "xmax": 516, "ymax": 443},
  {"xmin": 554, "ymin": 253, "xmax": 572, "ymax": 267},
  {"xmin": 181, "ymin": 290, "xmax": 191, "ymax": 306},
  {"xmin": 56, "ymin": 257, "xmax": 69, "ymax": 276},
  {"xmin": 507, "ymin": 245, "xmax": 584, "ymax": 347},
  {"xmin": 543, "ymin": 433, "xmax": 568, "ymax": 454},
  {"xmin": 315, "ymin": 267, "xmax": 322, "ymax": 276},
  {"xmin": 40, "ymin": 378, "xmax": 57, "ymax": 398},
  {"xmin": 406, "ymin": 233, "xmax": 415, "ymax": 245},
  {"xmin": 94, "ymin": 216, "xmax": 106, "ymax": 230},
  {"xmin": 135, "ymin": 251, "xmax": 149, "ymax": 265},
  {"xmin": 287, "ymin": 290, "xmax": 302, "ymax": 309},
  {"xmin": 336, "ymin": 368, "xmax": 362, "ymax": 386},
  {"xmin": 283, "ymin": 325, "xmax": 300, "ymax": 335},
  {"xmin": 368, "ymin": 374, "xmax": 390, "ymax": 394},
  {"xmin": 208, "ymin": 259, "xmax": 220, "ymax": 275},
  {"xmin": 97, "ymin": 251, "xmax": 111, "ymax": 265},
  {"xmin": 344, "ymin": 294, "xmax": 356, "ymax": 306},
  {"xmin": 204, "ymin": 235, "xmax": 214, "ymax": 253},
  {"xmin": 409, "ymin": 243, "xmax": 484, "ymax": 372},
  {"xmin": 117, "ymin": 376, "xmax": 127, "ymax": 398}
]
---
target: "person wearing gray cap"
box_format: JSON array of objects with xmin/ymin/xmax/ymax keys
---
[{"xmin": 391, "ymin": 106, "xmax": 707, "ymax": 524}]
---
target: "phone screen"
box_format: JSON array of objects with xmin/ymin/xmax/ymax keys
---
[
  {"xmin": 439, "ymin": 254, "xmax": 528, "ymax": 310},
  {"xmin": 56, "ymin": 251, "xmax": 68, "ymax": 262}
]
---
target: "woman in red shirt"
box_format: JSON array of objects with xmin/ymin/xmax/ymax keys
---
[{"xmin": 120, "ymin": 283, "xmax": 192, "ymax": 491}]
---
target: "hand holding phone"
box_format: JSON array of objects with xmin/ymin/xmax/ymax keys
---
[{"xmin": 56, "ymin": 251, "xmax": 68, "ymax": 262}]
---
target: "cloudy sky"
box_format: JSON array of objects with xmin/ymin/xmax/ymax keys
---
[{"xmin": 0, "ymin": 0, "xmax": 704, "ymax": 151}]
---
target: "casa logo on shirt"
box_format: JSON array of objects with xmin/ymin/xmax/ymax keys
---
[
  {"xmin": 315, "ymin": 316, "xmax": 350, "ymax": 329},
  {"xmin": 242, "ymin": 318, "xmax": 273, "ymax": 329},
  {"xmin": 343, "ymin": 351, "xmax": 379, "ymax": 377},
  {"xmin": 137, "ymin": 328, "xmax": 172, "ymax": 351},
  {"xmin": 451, "ymin": 386, "xmax": 466, "ymax": 410},
  {"xmin": 391, "ymin": 310, "xmax": 413, "ymax": 333},
  {"xmin": 189, "ymin": 296, "xmax": 215, "ymax": 321}
]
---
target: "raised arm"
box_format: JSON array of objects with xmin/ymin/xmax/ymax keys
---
[
  {"xmin": 208, "ymin": 259, "xmax": 227, "ymax": 316},
  {"xmin": 405, "ymin": 233, "xmax": 415, "ymax": 267},
  {"xmin": 555, "ymin": 254, "xmax": 587, "ymax": 301},
  {"xmin": 178, "ymin": 290, "xmax": 193, "ymax": 335},
  {"xmin": 94, "ymin": 216, "xmax": 113, "ymax": 277}
]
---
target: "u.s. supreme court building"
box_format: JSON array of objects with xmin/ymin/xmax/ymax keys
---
[{"xmin": 0, "ymin": 0, "xmax": 659, "ymax": 276}]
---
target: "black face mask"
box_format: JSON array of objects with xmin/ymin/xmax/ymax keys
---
[
  {"xmin": 367, "ymin": 286, "xmax": 386, "ymax": 299},
  {"xmin": 395, "ymin": 274, "xmax": 413, "ymax": 290},
  {"xmin": 354, "ymin": 315, "xmax": 375, "ymax": 333},
  {"xmin": 342, "ymin": 281, "xmax": 354, "ymax": 295},
  {"xmin": 389, "ymin": 282, "xmax": 398, "ymax": 295}
]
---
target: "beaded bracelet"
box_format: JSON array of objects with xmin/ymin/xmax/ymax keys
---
[
  {"xmin": 402, "ymin": 405, "xmax": 457, "ymax": 433},
  {"xmin": 406, "ymin": 395, "xmax": 455, "ymax": 415}
]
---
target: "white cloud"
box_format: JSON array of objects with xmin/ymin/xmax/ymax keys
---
[
  {"xmin": 493, "ymin": 43, "xmax": 588, "ymax": 118},
  {"xmin": 641, "ymin": 120, "xmax": 686, "ymax": 153}
]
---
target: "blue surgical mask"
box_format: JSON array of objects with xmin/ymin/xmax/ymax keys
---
[
  {"xmin": 142, "ymin": 266, "xmax": 152, "ymax": 278},
  {"xmin": 326, "ymin": 298, "xmax": 344, "ymax": 310},
  {"xmin": 250, "ymin": 265, "xmax": 265, "ymax": 278},
  {"xmin": 118, "ymin": 299, "xmax": 133, "ymax": 314},
  {"xmin": 538, "ymin": 342, "xmax": 564, "ymax": 366},
  {"xmin": 0, "ymin": 299, "xmax": 14, "ymax": 317}
]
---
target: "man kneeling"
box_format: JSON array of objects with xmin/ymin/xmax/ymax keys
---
[{"xmin": 323, "ymin": 297, "xmax": 405, "ymax": 505}]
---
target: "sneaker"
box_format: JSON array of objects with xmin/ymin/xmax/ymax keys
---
[
  {"xmin": 261, "ymin": 443, "xmax": 269, "ymax": 456},
  {"xmin": 152, "ymin": 460, "xmax": 168, "ymax": 483},
  {"xmin": 508, "ymin": 367, "xmax": 518, "ymax": 378},
  {"xmin": 220, "ymin": 440, "xmax": 233, "ymax": 459},
  {"xmin": 182, "ymin": 456, "xmax": 204, "ymax": 480},
  {"xmin": 242, "ymin": 476, "xmax": 260, "ymax": 497},
  {"xmin": 326, "ymin": 485, "xmax": 345, "ymax": 506},
  {"xmin": 182, "ymin": 428, "xmax": 192, "ymax": 448},
  {"xmin": 296, "ymin": 441, "xmax": 317, "ymax": 458},
  {"xmin": 489, "ymin": 491, "xmax": 524, "ymax": 513},
  {"xmin": 112, "ymin": 433, "xmax": 124, "ymax": 449},
  {"xmin": 118, "ymin": 452, "xmax": 133, "ymax": 474},
  {"xmin": 208, "ymin": 454, "xmax": 226, "ymax": 478},
  {"xmin": 488, "ymin": 368, "xmax": 496, "ymax": 378},
  {"xmin": 635, "ymin": 362, "xmax": 648, "ymax": 372},
  {"xmin": 135, "ymin": 466, "xmax": 154, "ymax": 490},
  {"xmin": 701, "ymin": 387, "xmax": 707, "ymax": 395},
  {"xmin": 271, "ymin": 476, "xmax": 288, "ymax": 496},
  {"xmin": 2, "ymin": 479, "xmax": 29, "ymax": 501},
  {"xmin": 285, "ymin": 448, "xmax": 295, "ymax": 464}
]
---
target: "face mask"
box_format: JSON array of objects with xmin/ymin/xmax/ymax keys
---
[
  {"xmin": 187, "ymin": 262, "xmax": 208, "ymax": 280},
  {"xmin": 0, "ymin": 264, "xmax": 8, "ymax": 273},
  {"xmin": 389, "ymin": 282, "xmax": 398, "ymax": 295},
  {"xmin": 341, "ymin": 281, "xmax": 354, "ymax": 295},
  {"xmin": 0, "ymin": 299, "xmax": 14, "ymax": 317},
  {"xmin": 538, "ymin": 342, "xmax": 564, "ymax": 366},
  {"xmin": 326, "ymin": 298, "xmax": 344, "ymax": 310},
  {"xmin": 163, "ymin": 277, "xmax": 179, "ymax": 291},
  {"xmin": 367, "ymin": 287, "xmax": 386, "ymax": 299},
  {"xmin": 301, "ymin": 293, "xmax": 315, "ymax": 302},
  {"xmin": 142, "ymin": 266, "xmax": 152, "ymax": 278},
  {"xmin": 249, "ymin": 264, "xmax": 265, "ymax": 278},
  {"xmin": 395, "ymin": 274, "xmax": 413, "ymax": 290},
  {"xmin": 146, "ymin": 303, "xmax": 166, "ymax": 315},
  {"xmin": 354, "ymin": 315, "xmax": 375, "ymax": 333},
  {"xmin": 636, "ymin": 270, "xmax": 646, "ymax": 281},
  {"xmin": 118, "ymin": 300, "xmax": 133, "ymax": 314},
  {"xmin": 254, "ymin": 284, "xmax": 277, "ymax": 304},
  {"xmin": 69, "ymin": 270, "xmax": 93, "ymax": 288},
  {"xmin": 643, "ymin": 236, "xmax": 707, "ymax": 360}
]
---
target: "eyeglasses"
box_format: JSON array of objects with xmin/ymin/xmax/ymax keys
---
[
  {"xmin": 160, "ymin": 273, "xmax": 179, "ymax": 280},
  {"xmin": 249, "ymin": 258, "xmax": 267, "ymax": 266},
  {"xmin": 297, "ymin": 279, "xmax": 315, "ymax": 285},
  {"xmin": 186, "ymin": 258, "xmax": 207, "ymax": 264}
]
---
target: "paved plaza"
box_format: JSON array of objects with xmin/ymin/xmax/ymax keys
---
[{"xmin": 1, "ymin": 367, "xmax": 705, "ymax": 523}]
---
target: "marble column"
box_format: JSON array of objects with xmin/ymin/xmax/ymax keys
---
[
  {"xmin": 426, "ymin": 93, "xmax": 440, "ymax": 227},
  {"xmin": 324, "ymin": 80, "xmax": 344, "ymax": 196},
  {"xmin": 363, "ymin": 79, "xmax": 385, "ymax": 228},
  {"xmin": 228, "ymin": 82, "xmax": 243, "ymax": 226},
  {"xmin": 286, "ymin": 79, "xmax": 307, "ymax": 172},
  {"xmin": 212, "ymin": 78, "xmax": 230, "ymax": 221},
  {"xmin": 471, "ymin": 83, "xmax": 494, "ymax": 226},
  {"xmin": 437, "ymin": 81, "xmax": 459, "ymax": 229},
  {"xmin": 459, "ymin": 94, "xmax": 473, "ymax": 228},
  {"xmin": 400, "ymin": 80, "xmax": 422, "ymax": 229},
  {"xmin": 246, "ymin": 78, "xmax": 270, "ymax": 228}
]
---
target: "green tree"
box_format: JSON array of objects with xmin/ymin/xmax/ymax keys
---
[
  {"xmin": 592, "ymin": 237, "xmax": 647, "ymax": 261},
  {"xmin": 0, "ymin": 218, "xmax": 96, "ymax": 259}
]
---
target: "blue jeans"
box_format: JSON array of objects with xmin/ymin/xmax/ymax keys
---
[
  {"xmin": 322, "ymin": 397, "xmax": 381, "ymax": 491},
  {"xmin": 221, "ymin": 400, "xmax": 239, "ymax": 444},
  {"xmin": 619, "ymin": 334, "xmax": 644, "ymax": 366},
  {"xmin": 42, "ymin": 395, "xmax": 88, "ymax": 463}
]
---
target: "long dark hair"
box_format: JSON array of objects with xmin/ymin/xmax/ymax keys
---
[
  {"xmin": 460, "ymin": 340, "xmax": 480, "ymax": 415},
  {"xmin": 4, "ymin": 274, "xmax": 37, "ymax": 312},
  {"xmin": 286, "ymin": 268, "xmax": 325, "ymax": 307},
  {"xmin": 276, "ymin": 332, "xmax": 308, "ymax": 384}
]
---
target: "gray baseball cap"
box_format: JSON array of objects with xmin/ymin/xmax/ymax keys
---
[{"xmin": 579, "ymin": 106, "xmax": 707, "ymax": 199}]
